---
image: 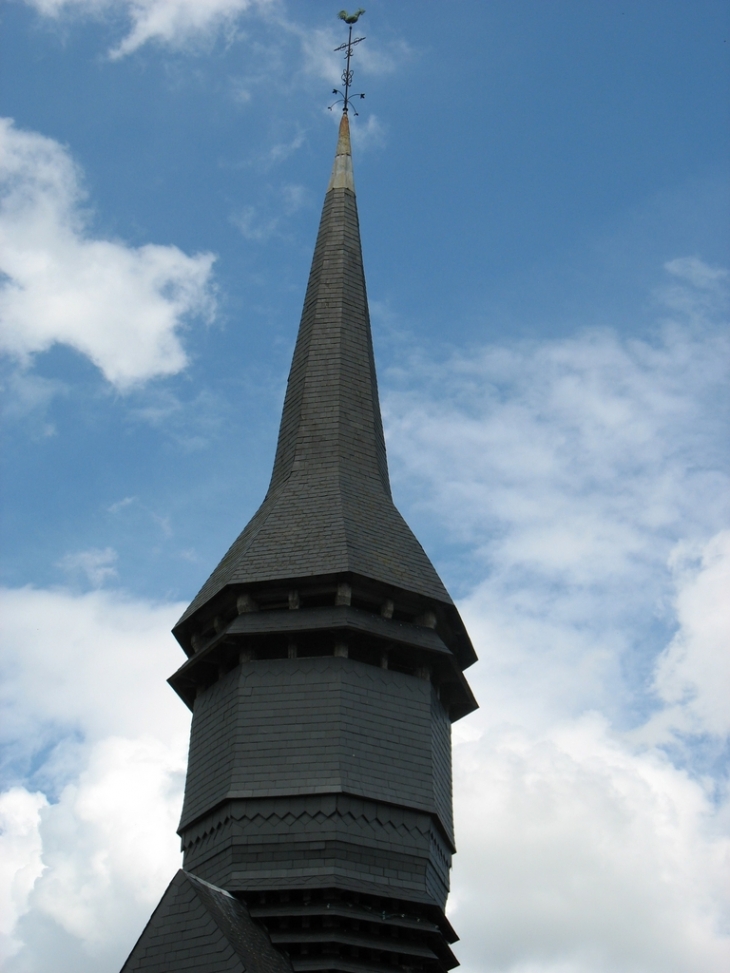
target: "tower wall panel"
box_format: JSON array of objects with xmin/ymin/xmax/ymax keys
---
[
  {"xmin": 179, "ymin": 657, "xmax": 454, "ymax": 907},
  {"xmin": 181, "ymin": 657, "xmax": 452, "ymax": 838}
]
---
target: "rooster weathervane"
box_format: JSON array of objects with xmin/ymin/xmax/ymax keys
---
[{"xmin": 329, "ymin": 9, "xmax": 366, "ymax": 115}]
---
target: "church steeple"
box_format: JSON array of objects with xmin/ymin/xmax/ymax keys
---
[
  {"xmin": 123, "ymin": 36, "xmax": 477, "ymax": 971},
  {"xmin": 174, "ymin": 111, "xmax": 470, "ymax": 645}
]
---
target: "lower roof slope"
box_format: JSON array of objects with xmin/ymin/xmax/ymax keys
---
[{"xmin": 120, "ymin": 870, "xmax": 293, "ymax": 973}]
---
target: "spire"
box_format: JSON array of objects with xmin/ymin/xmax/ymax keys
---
[
  {"xmin": 132, "ymin": 21, "xmax": 475, "ymax": 973},
  {"xmin": 175, "ymin": 117, "xmax": 452, "ymax": 635},
  {"xmin": 267, "ymin": 112, "xmax": 387, "ymax": 500}
]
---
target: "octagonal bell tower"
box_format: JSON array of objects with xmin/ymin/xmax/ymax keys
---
[{"xmin": 122, "ymin": 110, "xmax": 477, "ymax": 973}]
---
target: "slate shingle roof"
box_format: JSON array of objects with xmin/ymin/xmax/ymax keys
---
[
  {"xmin": 177, "ymin": 115, "xmax": 450, "ymax": 630},
  {"xmin": 120, "ymin": 870, "xmax": 293, "ymax": 973}
]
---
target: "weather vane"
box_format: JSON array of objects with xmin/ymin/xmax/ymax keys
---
[{"xmin": 329, "ymin": 9, "xmax": 366, "ymax": 115}]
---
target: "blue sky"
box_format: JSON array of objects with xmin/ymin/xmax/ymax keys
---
[{"xmin": 1, "ymin": 3, "xmax": 729, "ymax": 972}]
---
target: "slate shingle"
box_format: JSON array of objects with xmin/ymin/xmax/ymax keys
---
[{"xmin": 121, "ymin": 871, "xmax": 292, "ymax": 973}]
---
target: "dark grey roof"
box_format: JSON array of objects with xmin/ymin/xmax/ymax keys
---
[
  {"xmin": 177, "ymin": 116, "xmax": 451, "ymax": 630},
  {"xmin": 120, "ymin": 870, "xmax": 293, "ymax": 973}
]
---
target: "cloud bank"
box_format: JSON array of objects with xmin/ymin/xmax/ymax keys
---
[
  {"xmin": 385, "ymin": 261, "xmax": 729, "ymax": 733},
  {"xmin": 0, "ymin": 119, "xmax": 215, "ymax": 389},
  {"xmin": 380, "ymin": 259, "xmax": 730, "ymax": 972},
  {"xmin": 0, "ymin": 586, "xmax": 189, "ymax": 969},
  {"xmin": 451, "ymin": 715, "xmax": 730, "ymax": 973}
]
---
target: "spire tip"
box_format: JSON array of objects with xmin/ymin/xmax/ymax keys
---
[
  {"xmin": 327, "ymin": 113, "xmax": 355, "ymax": 192},
  {"xmin": 337, "ymin": 112, "xmax": 351, "ymax": 153}
]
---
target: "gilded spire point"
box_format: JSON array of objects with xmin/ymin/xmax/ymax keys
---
[
  {"xmin": 336, "ymin": 110, "xmax": 351, "ymax": 153},
  {"xmin": 327, "ymin": 110, "xmax": 355, "ymax": 192}
]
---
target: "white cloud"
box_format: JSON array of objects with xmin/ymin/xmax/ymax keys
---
[
  {"xmin": 381, "ymin": 260, "xmax": 730, "ymax": 970},
  {"xmin": 387, "ymin": 323, "xmax": 727, "ymax": 580},
  {"xmin": 2, "ymin": 738, "xmax": 184, "ymax": 972},
  {"xmin": 0, "ymin": 585, "xmax": 189, "ymax": 970},
  {"xmin": 650, "ymin": 530, "xmax": 730, "ymax": 740},
  {"xmin": 450, "ymin": 717, "xmax": 730, "ymax": 973},
  {"xmin": 107, "ymin": 497, "xmax": 137, "ymax": 514},
  {"xmin": 384, "ymin": 262, "xmax": 729, "ymax": 731},
  {"xmin": 231, "ymin": 180, "xmax": 309, "ymax": 241},
  {"xmin": 0, "ymin": 788, "xmax": 47, "ymax": 958},
  {"xmin": 0, "ymin": 585, "xmax": 188, "ymax": 772},
  {"xmin": 665, "ymin": 256, "xmax": 728, "ymax": 291},
  {"xmin": 0, "ymin": 369, "xmax": 66, "ymax": 426},
  {"xmin": 24, "ymin": 0, "xmax": 410, "ymax": 99},
  {"xmin": 12, "ymin": 736, "xmax": 185, "ymax": 968},
  {"xmin": 267, "ymin": 135, "xmax": 307, "ymax": 167},
  {"xmin": 661, "ymin": 257, "xmax": 729, "ymax": 323},
  {"xmin": 0, "ymin": 118, "xmax": 215, "ymax": 390},
  {"xmin": 57, "ymin": 547, "xmax": 119, "ymax": 587},
  {"xmin": 23, "ymin": 0, "xmax": 274, "ymax": 58},
  {"xmin": 294, "ymin": 19, "xmax": 409, "ymax": 89},
  {"xmin": 348, "ymin": 112, "xmax": 386, "ymax": 151}
]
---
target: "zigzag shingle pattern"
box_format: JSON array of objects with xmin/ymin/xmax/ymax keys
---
[{"xmin": 181, "ymin": 793, "xmax": 453, "ymax": 908}]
